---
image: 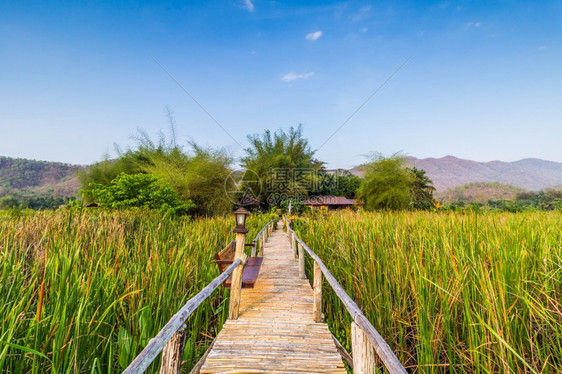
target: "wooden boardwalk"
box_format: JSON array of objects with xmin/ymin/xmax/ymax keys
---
[{"xmin": 200, "ymin": 222, "xmax": 346, "ymax": 373}]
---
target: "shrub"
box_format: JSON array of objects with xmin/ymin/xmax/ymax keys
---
[{"xmin": 87, "ymin": 173, "xmax": 194, "ymax": 215}]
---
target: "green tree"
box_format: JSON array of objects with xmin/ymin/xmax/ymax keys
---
[
  {"xmin": 316, "ymin": 170, "xmax": 362, "ymax": 199},
  {"xmin": 143, "ymin": 143, "xmax": 234, "ymax": 216},
  {"xmin": 87, "ymin": 173, "xmax": 194, "ymax": 215},
  {"xmin": 409, "ymin": 167, "xmax": 436, "ymax": 210},
  {"xmin": 0, "ymin": 195, "xmax": 20, "ymax": 209},
  {"xmin": 79, "ymin": 124, "xmax": 234, "ymax": 216},
  {"xmin": 241, "ymin": 125, "xmax": 322, "ymax": 207},
  {"xmin": 358, "ymin": 154, "xmax": 411, "ymax": 210}
]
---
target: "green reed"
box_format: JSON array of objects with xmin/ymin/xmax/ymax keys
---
[
  {"xmin": 293, "ymin": 210, "xmax": 561, "ymax": 373},
  {"xmin": 0, "ymin": 209, "xmax": 272, "ymax": 373}
]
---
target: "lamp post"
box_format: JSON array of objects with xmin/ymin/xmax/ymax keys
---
[{"xmin": 228, "ymin": 208, "xmax": 249, "ymax": 320}]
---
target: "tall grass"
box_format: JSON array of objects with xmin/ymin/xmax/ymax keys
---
[
  {"xmin": 293, "ymin": 210, "xmax": 562, "ymax": 373},
  {"xmin": 0, "ymin": 208, "xmax": 271, "ymax": 373}
]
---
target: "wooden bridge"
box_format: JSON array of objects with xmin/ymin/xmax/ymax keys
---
[{"xmin": 123, "ymin": 217, "xmax": 406, "ymax": 374}]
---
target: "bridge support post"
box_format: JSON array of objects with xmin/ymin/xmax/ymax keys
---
[
  {"xmin": 159, "ymin": 324, "xmax": 187, "ymax": 374},
  {"xmin": 229, "ymin": 232, "xmax": 245, "ymax": 320},
  {"xmin": 251, "ymin": 241, "xmax": 257, "ymax": 257},
  {"xmin": 313, "ymin": 261, "xmax": 322, "ymax": 322},
  {"xmin": 352, "ymin": 322, "xmax": 376, "ymax": 374},
  {"xmin": 258, "ymin": 231, "xmax": 265, "ymax": 256},
  {"xmin": 298, "ymin": 243, "xmax": 306, "ymax": 279},
  {"xmin": 229, "ymin": 209, "xmax": 248, "ymax": 320}
]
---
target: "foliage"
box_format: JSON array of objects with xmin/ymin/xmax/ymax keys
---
[
  {"xmin": 142, "ymin": 143, "xmax": 234, "ymax": 217},
  {"xmin": 409, "ymin": 167, "xmax": 436, "ymax": 210},
  {"xmin": 0, "ymin": 210, "xmax": 272, "ymax": 372},
  {"xmin": 293, "ymin": 210, "xmax": 562, "ymax": 373},
  {"xmin": 79, "ymin": 127, "xmax": 234, "ymax": 216},
  {"xmin": 439, "ymin": 183, "xmax": 562, "ymax": 212},
  {"xmin": 279, "ymin": 198, "xmax": 310, "ymax": 215},
  {"xmin": 358, "ymin": 155, "xmax": 436, "ymax": 211},
  {"xmin": 0, "ymin": 192, "xmax": 75, "ymax": 210},
  {"xmin": 315, "ymin": 170, "xmax": 362, "ymax": 199},
  {"xmin": 77, "ymin": 154, "xmax": 143, "ymax": 193},
  {"xmin": 241, "ymin": 125, "xmax": 322, "ymax": 207},
  {"xmin": 86, "ymin": 173, "xmax": 194, "ymax": 215},
  {"xmin": 515, "ymin": 188, "xmax": 562, "ymax": 210},
  {"xmin": 358, "ymin": 153, "xmax": 412, "ymax": 210}
]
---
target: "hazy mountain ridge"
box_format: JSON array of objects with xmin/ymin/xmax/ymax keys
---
[
  {"xmin": 406, "ymin": 156, "xmax": 562, "ymax": 192},
  {"xmin": 436, "ymin": 182, "xmax": 528, "ymax": 204},
  {"xmin": 0, "ymin": 156, "xmax": 82, "ymax": 199},
  {"xmin": 350, "ymin": 155, "xmax": 562, "ymax": 192}
]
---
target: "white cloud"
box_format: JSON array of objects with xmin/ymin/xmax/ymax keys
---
[
  {"xmin": 360, "ymin": 28, "xmax": 368, "ymax": 32},
  {"xmin": 306, "ymin": 31, "xmax": 322, "ymax": 41},
  {"xmin": 243, "ymin": 0, "xmax": 254, "ymax": 12},
  {"xmin": 281, "ymin": 72, "xmax": 314, "ymax": 82},
  {"xmin": 467, "ymin": 21, "xmax": 481, "ymax": 27}
]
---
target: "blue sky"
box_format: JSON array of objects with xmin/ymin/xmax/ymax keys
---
[{"xmin": 1, "ymin": 1, "xmax": 561, "ymax": 167}]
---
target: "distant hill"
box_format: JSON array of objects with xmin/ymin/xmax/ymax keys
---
[
  {"xmin": 437, "ymin": 182, "xmax": 527, "ymax": 204},
  {"xmin": 350, "ymin": 156, "xmax": 562, "ymax": 192},
  {"xmin": 0, "ymin": 156, "xmax": 82, "ymax": 200}
]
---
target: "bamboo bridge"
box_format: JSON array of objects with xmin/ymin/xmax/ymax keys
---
[{"xmin": 123, "ymin": 216, "xmax": 406, "ymax": 374}]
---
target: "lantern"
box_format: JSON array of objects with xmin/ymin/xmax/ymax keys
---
[{"xmin": 233, "ymin": 207, "xmax": 249, "ymax": 233}]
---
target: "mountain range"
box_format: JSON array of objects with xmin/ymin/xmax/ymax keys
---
[
  {"xmin": 1, "ymin": 155, "xmax": 562, "ymax": 200},
  {"xmin": 0, "ymin": 156, "xmax": 81, "ymax": 199},
  {"xmin": 350, "ymin": 155, "xmax": 562, "ymax": 192}
]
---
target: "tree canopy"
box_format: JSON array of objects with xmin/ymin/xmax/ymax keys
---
[
  {"xmin": 241, "ymin": 125, "xmax": 322, "ymax": 206},
  {"xmin": 79, "ymin": 127, "xmax": 233, "ymax": 216},
  {"xmin": 358, "ymin": 154, "xmax": 436, "ymax": 211},
  {"xmin": 358, "ymin": 154, "xmax": 412, "ymax": 210}
]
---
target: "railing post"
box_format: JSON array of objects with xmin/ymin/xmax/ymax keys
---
[
  {"xmin": 250, "ymin": 241, "xmax": 257, "ymax": 257},
  {"xmin": 293, "ymin": 233, "xmax": 298, "ymax": 261},
  {"xmin": 352, "ymin": 322, "xmax": 376, "ymax": 374},
  {"xmin": 229, "ymin": 209, "xmax": 249, "ymax": 320},
  {"xmin": 298, "ymin": 242, "xmax": 306, "ymax": 279},
  {"xmin": 229, "ymin": 231, "xmax": 245, "ymax": 320},
  {"xmin": 258, "ymin": 231, "xmax": 264, "ymax": 256},
  {"xmin": 159, "ymin": 324, "xmax": 187, "ymax": 374},
  {"xmin": 313, "ymin": 261, "xmax": 322, "ymax": 322}
]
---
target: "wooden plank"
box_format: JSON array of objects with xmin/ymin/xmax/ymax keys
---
[
  {"xmin": 224, "ymin": 257, "xmax": 264, "ymax": 288},
  {"xmin": 331, "ymin": 333, "xmax": 354, "ymax": 369},
  {"xmin": 201, "ymin": 221, "xmax": 345, "ymax": 373}
]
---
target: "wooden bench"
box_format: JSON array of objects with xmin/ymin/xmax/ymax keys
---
[{"xmin": 215, "ymin": 241, "xmax": 263, "ymax": 288}]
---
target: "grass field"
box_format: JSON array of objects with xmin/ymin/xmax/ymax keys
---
[
  {"xmin": 0, "ymin": 209, "xmax": 271, "ymax": 373},
  {"xmin": 292, "ymin": 210, "xmax": 562, "ymax": 373},
  {"xmin": 2, "ymin": 208, "xmax": 560, "ymax": 373}
]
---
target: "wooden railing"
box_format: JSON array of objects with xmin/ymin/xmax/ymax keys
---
[
  {"xmin": 250, "ymin": 219, "xmax": 274, "ymax": 257},
  {"xmin": 122, "ymin": 220, "xmax": 275, "ymax": 374},
  {"xmin": 284, "ymin": 218, "xmax": 407, "ymax": 374}
]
